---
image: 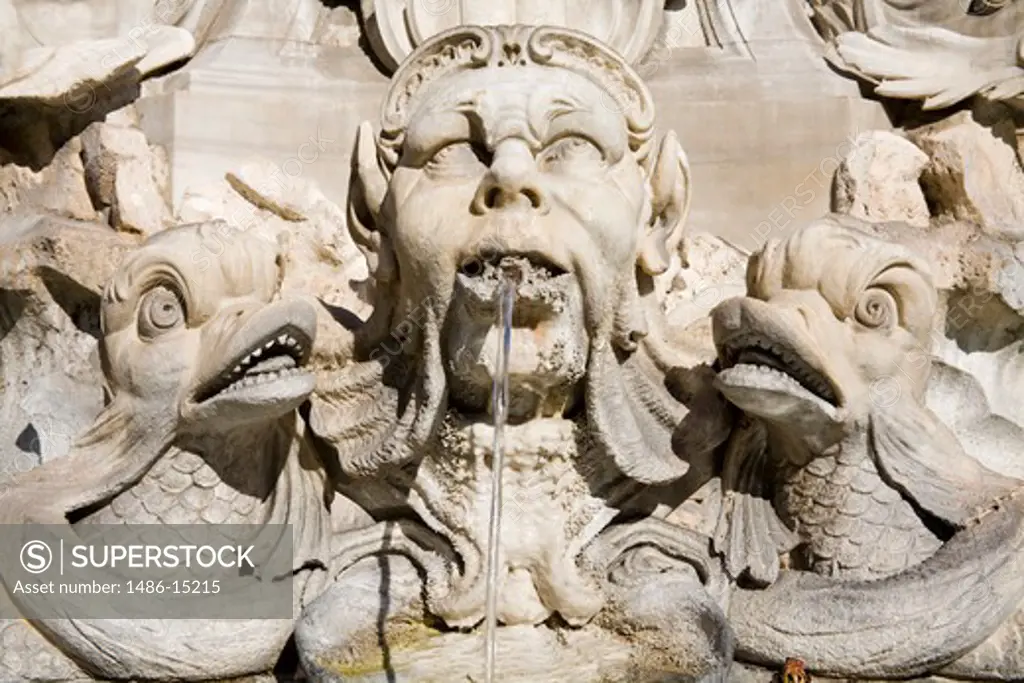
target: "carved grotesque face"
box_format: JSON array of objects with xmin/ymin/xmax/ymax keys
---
[
  {"xmin": 99, "ymin": 224, "xmax": 318, "ymax": 433},
  {"xmin": 381, "ymin": 65, "xmax": 651, "ymax": 416},
  {"xmin": 348, "ymin": 26, "xmax": 689, "ymax": 442},
  {"xmin": 710, "ymin": 217, "xmax": 937, "ymax": 449}
]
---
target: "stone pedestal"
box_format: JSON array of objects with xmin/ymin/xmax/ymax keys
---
[{"xmin": 136, "ymin": 37, "xmax": 386, "ymax": 218}]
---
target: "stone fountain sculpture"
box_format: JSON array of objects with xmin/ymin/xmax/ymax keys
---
[
  {"xmin": 810, "ymin": 0, "xmax": 1024, "ymax": 110},
  {"xmin": 710, "ymin": 215, "xmax": 1024, "ymax": 679},
  {"xmin": 0, "ymin": 223, "xmax": 373, "ymax": 681},
  {"xmin": 6, "ymin": 1, "xmax": 1024, "ymax": 682},
  {"xmin": 295, "ymin": 21, "xmax": 738, "ymax": 682},
  {"xmin": 0, "ymin": 9, "xmax": 739, "ymax": 682}
]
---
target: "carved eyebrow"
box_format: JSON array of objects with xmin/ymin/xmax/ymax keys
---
[
  {"xmin": 452, "ymin": 99, "xmax": 488, "ymax": 141},
  {"xmin": 546, "ymin": 96, "xmax": 586, "ymax": 120},
  {"xmin": 533, "ymin": 95, "xmax": 595, "ymax": 144}
]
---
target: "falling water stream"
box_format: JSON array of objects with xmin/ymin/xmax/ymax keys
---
[{"xmin": 483, "ymin": 273, "xmax": 515, "ymax": 683}]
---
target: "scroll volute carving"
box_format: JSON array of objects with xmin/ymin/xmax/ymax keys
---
[{"xmin": 360, "ymin": 0, "xmax": 665, "ymax": 72}]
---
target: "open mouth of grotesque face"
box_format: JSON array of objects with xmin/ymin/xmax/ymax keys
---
[
  {"xmin": 455, "ymin": 253, "xmax": 574, "ymax": 323},
  {"xmin": 715, "ymin": 332, "xmax": 841, "ymax": 417},
  {"xmin": 193, "ymin": 323, "xmax": 315, "ymax": 410},
  {"xmin": 447, "ymin": 251, "xmax": 588, "ymax": 419}
]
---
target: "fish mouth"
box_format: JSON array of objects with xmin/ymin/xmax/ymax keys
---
[
  {"xmin": 191, "ymin": 301, "xmax": 317, "ymax": 416},
  {"xmin": 195, "ymin": 325, "xmax": 313, "ymax": 403},
  {"xmin": 715, "ymin": 331, "xmax": 841, "ymax": 415},
  {"xmin": 454, "ymin": 252, "xmax": 574, "ymax": 323}
]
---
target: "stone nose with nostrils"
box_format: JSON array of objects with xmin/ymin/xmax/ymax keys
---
[{"xmin": 471, "ymin": 138, "xmax": 549, "ymax": 214}]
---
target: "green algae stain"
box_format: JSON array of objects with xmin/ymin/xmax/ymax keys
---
[{"xmin": 319, "ymin": 619, "xmax": 445, "ymax": 678}]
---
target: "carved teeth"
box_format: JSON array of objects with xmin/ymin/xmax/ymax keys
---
[
  {"xmin": 198, "ymin": 326, "xmax": 311, "ymax": 402},
  {"xmin": 721, "ymin": 334, "xmax": 838, "ymax": 405},
  {"xmin": 220, "ymin": 367, "xmax": 305, "ymax": 394}
]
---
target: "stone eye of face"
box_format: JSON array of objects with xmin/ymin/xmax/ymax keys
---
[
  {"xmin": 853, "ymin": 284, "xmax": 898, "ymax": 330},
  {"xmin": 424, "ymin": 141, "xmax": 492, "ymax": 178},
  {"xmin": 138, "ymin": 284, "xmax": 186, "ymax": 339},
  {"xmin": 537, "ymin": 135, "xmax": 606, "ymax": 173},
  {"xmin": 424, "ymin": 135, "xmax": 607, "ymax": 179}
]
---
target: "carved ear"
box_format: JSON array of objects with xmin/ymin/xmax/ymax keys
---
[
  {"xmin": 347, "ymin": 121, "xmax": 395, "ymax": 284},
  {"xmin": 638, "ymin": 131, "xmax": 692, "ymax": 274}
]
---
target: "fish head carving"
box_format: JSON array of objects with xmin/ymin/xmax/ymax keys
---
[
  {"xmin": 99, "ymin": 222, "xmax": 318, "ymax": 434},
  {"xmin": 711, "ymin": 215, "xmax": 937, "ymax": 447}
]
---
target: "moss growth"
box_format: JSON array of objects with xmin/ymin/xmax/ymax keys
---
[{"xmin": 318, "ymin": 618, "xmax": 445, "ymax": 677}]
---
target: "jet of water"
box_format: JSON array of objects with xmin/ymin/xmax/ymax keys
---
[{"xmin": 483, "ymin": 272, "xmax": 515, "ymax": 683}]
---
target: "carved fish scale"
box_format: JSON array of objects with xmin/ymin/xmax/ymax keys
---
[
  {"xmin": 775, "ymin": 437, "xmax": 942, "ymax": 580},
  {"xmin": 83, "ymin": 448, "xmax": 263, "ymax": 526},
  {"xmin": 78, "ymin": 424, "xmax": 301, "ymax": 528}
]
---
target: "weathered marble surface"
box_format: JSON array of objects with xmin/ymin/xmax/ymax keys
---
[
  {"xmin": 4, "ymin": 1, "xmax": 1024, "ymax": 682},
  {"xmin": 815, "ymin": 0, "xmax": 1024, "ymax": 112}
]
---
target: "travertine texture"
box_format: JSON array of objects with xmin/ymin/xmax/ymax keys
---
[
  {"xmin": 713, "ymin": 216, "xmax": 1024, "ymax": 680},
  {"xmin": 0, "ymin": 223, "xmax": 370, "ymax": 680},
  {"xmin": 80, "ymin": 112, "xmax": 174, "ymax": 237},
  {"xmin": 905, "ymin": 109, "xmax": 1024, "ymax": 241},
  {"xmin": 0, "ymin": 0, "xmax": 194, "ymax": 170},
  {"xmin": 4, "ymin": 1, "xmax": 1024, "ymax": 682},
  {"xmin": 131, "ymin": 0, "xmax": 887, "ymax": 250},
  {"xmin": 0, "ymin": 214, "xmax": 136, "ymax": 477},
  {"xmin": 831, "ymin": 130, "xmax": 930, "ymax": 227},
  {"xmin": 295, "ymin": 24, "xmax": 735, "ymax": 681}
]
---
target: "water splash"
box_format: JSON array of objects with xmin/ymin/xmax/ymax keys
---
[{"xmin": 483, "ymin": 273, "xmax": 515, "ymax": 683}]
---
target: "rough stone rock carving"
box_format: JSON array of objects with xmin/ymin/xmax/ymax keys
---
[
  {"xmin": 297, "ymin": 22, "xmax": 736, "ymax": 682},
  {"xmin": 0, "ymin": 223, "xmax": 369, "ymax": 681},
  {"xmin": 0, "ymin": 213, "xmax": 140, "ymax": 479},
  {"xmin": 709, "ymin": 214, "xmax": 1024, "ymax": 679},
  {"xmin": 0, "ymin": 0, "xmax": 194, "ymax": 169}
]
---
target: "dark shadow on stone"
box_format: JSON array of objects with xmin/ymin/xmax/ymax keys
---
[
  {"xmin": 968, "ymin": 0, "xmax": 1006, "ymax": 16},
  {"xmin": 0, "ymin": 74, "xmax": 141, "ymax": 171},
  {"xmin": 0, "ymin": 289, "xmax": 27, "ymax": 344},
  {"xmin": 881, "ymin": 96, "xmax": 931, "ymax": 129},
  {"xmin": 273, "ymin": 635, "xmax": 303, "ymax": 681},
  {"xmin": 15, "ymin": 423, "xmax": 42, "ymax": 458},
  {"xmin": 377, "ymin": 529, "xmax": 397, "ymax": 683},
  {"xmin": 38, "ymin": 268, "xmax": 102, "ymax": 340},
  {"xmin": 141, "ymin": 55, "xmax": 193, "ymax": 82},
  {"xmin": 819, "ymin": 58, "xmax": 949, "ymax": 130},
  {"xmin": 351, "ymin": 3, "xmax": 398, "ymax": 77},
  {"xmin": 350, "ymin": 277, "xmax": 375, "ymax": 308},
  {"xmin": 319, "ymin": 298, "xmax": 366, "ymax": 332},
  {"xmin": 970, "ymin": 99, "xmax": 1020, "ymax": 153},
  {"xmin": 315, "ymin": 0, "xmax": 393, "ymax": 75},
  {"xmin": 945, "ymin": 288, "xmax": 1024, "ymax": 353}
]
